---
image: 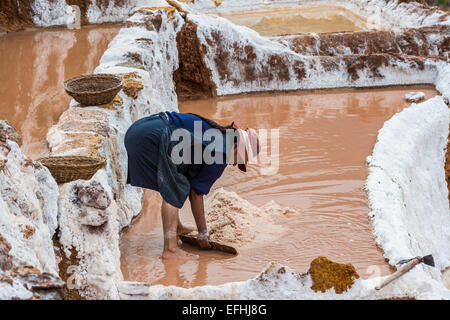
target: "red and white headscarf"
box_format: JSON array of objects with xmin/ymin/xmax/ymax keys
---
[{"xmin": 232, "ymin": 122, "xmax": 260, "ymax": 172}]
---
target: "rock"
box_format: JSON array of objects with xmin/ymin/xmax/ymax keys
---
[
  {"xmin": 405, "ymin": 91, "xmax": 425, "ymax": 102},
  {"xmin": 79, "ymin": 208, "xmax": 108, "ymax": 227},
  {"xmin": 19, "ymin": 225, "xmax": 36, "ymax": 239},
  {"xmin": 98, "ymin": 94, "xmax": 124, "ymax": 110},
  {"xmin": 74, "ymin": 181, "xmax": 111, "ymax": 210},
  {"xmin": 57, "ymin": 170, "xmax": 122, "ymax": 299},
  {"xmin": 121, "ymin": 73, "xmax": 144, "ymax": 99},
  {"xmin": 0, "ymin": 120, "xmax": 22, "ymax": 147},
  {"xmin": 443, "ymin": 96, "xmax": 449, "ymax": 106},
  {"xmin": 72, "ymin": 180, "xmax": 111, "ymax": 227},
  {"xmin": 0, "ymin": 127, "xmax": 61, "ymax": 299},
  {"xmin": 0, "ymin": 266, "xmax": 65, "ymax": 300},
  {"xmin": 46, "ymin": 107, "xmax": 109, "ymax": 159},
  {"xmin": 309, "ymin": 256, "xmax": 360, "ymax": 294},
  {"xmin": 13, "ymin": 266, "xmax": 65, "ymax": 291},
  {"xmin": 186, "ymin": 14, "xmax": 435, "ymax": 96}
]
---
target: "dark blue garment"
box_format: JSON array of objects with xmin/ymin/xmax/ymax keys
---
[
  {"xmin": 166, "ymin": 112, "xmax": 228, "ymax": 195},
  {"xmin": 124, "ymin": 112, "xmax": 190, "ymax": 208},
  {"xmin": 124, "ymin": 112, "xmax": 229, "ymax": 209}
]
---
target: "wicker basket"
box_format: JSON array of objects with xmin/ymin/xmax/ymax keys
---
[
  {"xmin": 64, "ymin": 74, "xmax": 123, "ymax": 106},
  {"xmin": 37, "ymin": 156, "xmax": 106, "ymax": 183}
]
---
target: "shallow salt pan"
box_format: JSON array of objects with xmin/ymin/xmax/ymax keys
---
[{"xmin": 218, "ymin": 5, "xmax": 371, "ymax": 36}]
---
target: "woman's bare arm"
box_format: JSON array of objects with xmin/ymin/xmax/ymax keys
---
[{"xmin": 189, "ymin": 188, "xmax": 211, "ymax": 248}]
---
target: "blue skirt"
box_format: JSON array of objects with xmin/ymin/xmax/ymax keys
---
[
  {"xmin": 124, "ymin": 113, "xmax": 166, "ymax": 191},
  {"xmin": 124, "ymin": 112, "xmax": 191, "ymax": 208}
]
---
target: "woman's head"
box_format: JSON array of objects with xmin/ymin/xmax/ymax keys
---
[
  {"xmin": 232, "ymin": 123, "xmax": 260, "ymax": 172},
  {"xmin": 188, "ymin": 113, "xmax": 259, "ymax": 170}
]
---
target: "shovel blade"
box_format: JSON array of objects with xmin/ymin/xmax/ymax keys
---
[
  {"xmin": 421, "ymin": 254, "xmax": 435, "ymax": 267},
  {"xmin": 179, "ymin": 235, "xmax": 238, "ymax": 255}
]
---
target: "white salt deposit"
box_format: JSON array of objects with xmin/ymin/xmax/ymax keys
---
[
  {"xmin": 405, "ymin": 92, "xmax": 425, "ymax": 103},
  {"xmin": 202, "ymin": 188, "xmax": 285, "ymax": 245},
  {"xmin": 366, "ymin": 96, "xmax": 450, "ymax": 293}
]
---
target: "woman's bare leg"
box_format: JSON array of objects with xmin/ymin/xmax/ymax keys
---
[
  {"xmin": 161, "ymin": 199, "xmax": 198, "ymax": 260},
  {"xmin": 177, "ymin": 216, "xmax": 195, "ymax": 236}
]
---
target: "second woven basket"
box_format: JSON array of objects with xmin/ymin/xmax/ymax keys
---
[
  {"xmin": 64, "ymin": 74, "xmax": 123, "ymax": 106},
  {"xmin": 37, "ymin": 156, "xmax": 107, "ymax": 184}
]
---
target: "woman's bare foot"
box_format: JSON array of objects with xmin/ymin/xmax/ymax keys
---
[
  {"xmin": 162, "ymin": 247, "xmax": 199, "ymax": 261},
  {"xmin": 177, "ymin": 224, "xmax": 195, "ymax": 236}
]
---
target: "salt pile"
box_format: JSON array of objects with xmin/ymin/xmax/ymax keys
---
[{"xmin": 203, "ymin": 188, "xmax": 287, "ymax": 245}]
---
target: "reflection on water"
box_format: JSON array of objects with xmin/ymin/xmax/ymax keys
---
[
  {"xmin": 120, "ymin": 85, "xmax": 438, "ymax": 288},
  {"xmin": 220, "ymin": 5, "xmax": 369, "ymax": 36},
  {"xmin": 0, "ymin": 25, "xmax": 120, "ymax": 159}
]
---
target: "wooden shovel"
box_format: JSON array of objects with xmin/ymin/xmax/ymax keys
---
[
  {"xmin": 179, "ymin": 235, "xmax": 238, "ymax": 256},
  {"xmin": 375, "ymin": 255, "xmax": 435, "ymax": 290}
]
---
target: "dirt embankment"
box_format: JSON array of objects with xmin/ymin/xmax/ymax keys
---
[
  {"xmin": 192, "ymin": 22, "xmax": 429, "ymax": 88},
  {"xmin": 173, "ymin": 20, "xmax": 216, "ymax": 100},
  {"xmin": 279, "ymin": 26, "xmax": 450, "ymax": 59},
  {"xmin": 0, "ymin": 0, "xmax": 34, "ymax": 32}
]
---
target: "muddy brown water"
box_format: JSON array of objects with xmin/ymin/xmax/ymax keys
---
[
  {"xmin": 219, "ymin": 5, "xmax": 370, "ymax": 36},
  {"xmin": 120, "ymin": 85, "xmax": 438, "ymax": 288},
  {"xmin": 0, "ymin": 25, "xmax": 120, "ymax": 159}
]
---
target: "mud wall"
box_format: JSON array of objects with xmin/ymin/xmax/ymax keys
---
[
  {"xmin": 172, "ymin": 1, "xmax": 449, "ymax": 99},
  {"xmin": 173, "ymin": 21, "xmax": 216, "ymax": 100},
  {"xmin": 0, "ymin": 1, "xmax": 34, "ymax": 32},
  {"xmin": 276, "ymin": 26, "xmax": 449, "ymax": 59},
  {"xmin": 184, "ymin": 13, "xmax": 439, "ymax": 97}
]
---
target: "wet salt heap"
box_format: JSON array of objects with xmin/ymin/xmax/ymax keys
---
[{"xmin": 201, "ymin": 188, "xmax": 286, "ymax": 245}]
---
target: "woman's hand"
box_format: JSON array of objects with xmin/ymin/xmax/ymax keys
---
[
  {"xmin": 197, "ymin": 230, "xmax": 212, "ymax": 249},
  {"xmin": 198, "ymin": 237, "xmax": 212, "ymax": 249},
  {"xmin": 189, "ymin": 188, "xmax": 212, "ymax": 249}
]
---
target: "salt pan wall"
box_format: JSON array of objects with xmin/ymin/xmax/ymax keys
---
[
  {"xmin": 276, "ymin": 26, "xmax": 449, "ymax": 58},
  {"xmin": 188, "ymin": 13, "xmax": 440, "ymax": 96},
  {"xmin": 366, "ymin": 96, "xmax": 450, "ymax": 293},
  {"xmin": 45, "ymin": 8, "xmax": 183, "ymax": 299},
  {"xmin": 0, "ymin": 121, "xmax": 62, "ymax": 299}
]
